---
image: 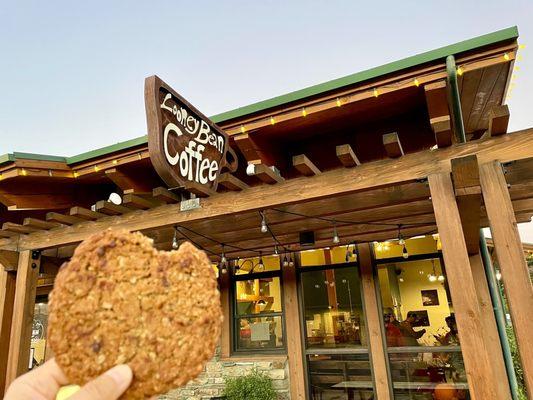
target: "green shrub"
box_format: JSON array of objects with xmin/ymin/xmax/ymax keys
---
[
  {"xmin": 223, "ymin": 368, "xmax": 277, "ymax": 400},
  {"xmin": 506, "ymin": 325, "xmax": 528, "ymax": 400}
]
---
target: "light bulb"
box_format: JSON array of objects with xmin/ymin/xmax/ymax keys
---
[
  {"xmin": 221, "ymin": 265, "xmax": 228, "ymax": 275},
  {"xmin": 399, "ymin": 277, "xmax": 404, "ymax": 283},
  {"xmin": 402, "ymin": 245, "xmax": 409, "ymax": 259},
  {"xmin": 457, "ymin": 67, "xmax": 464, "ymax": 76},
  {"xmin": 414, "ymin": 78, "xmax": 420, "ymax": 87},
  {"xmin": 240, "ymin": 125, "xmax": 246, "ymax": 133},
  {"xmin": 282, "ymin": 259, "xmax": 289, "ymax": 267},
  {"xmin": 398, "ymin": 235, "xmax": 405, "ymax": 246},
  {"xmin": 270, "ymin": 116, "xmax": 276, "ymax": 125},
  {"xmin": 373, "ymin": 88, "xmax": 379, "ymax": 97},
  {"xmin": 437, "ymin": 275, "xmax": 445, "ymax": 282},
  {"xmin": 428, "ymin": 274, "xmax": 437, "ymax": 283},
  {"xmin": 496, "ymin": 271, "xmax": 502, "ymax": 281},
  {"xmin": 288, "ymin": 259, "xmax": 294, "ymax": 267},
  {"xmin": 274, "ymin": 245, "xmax": 279, "ymax": 255},
  {"xmin": 302, "ymin": 108, "xmax": 307, "ymax": 117},
  {"xmin": 332, "ymin": 224, "xmax": 340, "ymax": 244},
  {"xmin": 503, "ymin": 53, "xmax": 510, "ymax": 61},
  {"xmin": 336, "ymin": 98, "xmax": 341, "ymax": 107},
  {"xmin": 172, "ymin": 229, "xmax": 179, "ymax": 249},
  {"xmin": 221, "ymin": 254, "xmax": 227, "ymax": 264},
  {"xmin": 260, "ymin": 213, "xmax": 268, "ymax": 233}
]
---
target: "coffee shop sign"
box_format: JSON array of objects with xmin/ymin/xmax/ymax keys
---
[{"xmin": 145, "ymin": 75, "xmax": 237, "ymax": 192}]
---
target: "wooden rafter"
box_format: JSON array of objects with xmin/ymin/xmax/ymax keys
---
[
  {"xmin": 70, "ymin": 206, "xmax": 105, "ymax": 221},
  {"xmin": 104, "ymin": 167, "xmax": 154, "ymax": 194},
  {"xmin": 22, "ymin": 218, "xmax": 62, "ymax": 230},
  {"xmin": 292, "ymin": 155, "xmax": 321, "ymax": 176},
  {"xmin": 152, "ymin": 187, "xmax": 181, "ymax": 203},
  {"xmin": 123, "ymin": 194, "xmax": 162, "ymax": 210},
  {"xmin": 488, "ymin": 104, "xmax": 510, "ymax": 137},
  {"xmin": 95, "ymin": 200, "xmax": 132, "ymax": 215},
  {"xmin": 424, "ymin": 80, "xmax": 453, "ymax": 147},
  {"xmin": 249, "ymin": 164, "xmax": 284, "ymax": 184},
  {"xmin": 382, "ymin": 132, "xmax": 404, "ymax": 158},
  {"xmin": 336, "ymin": 144, "xmax": 361, "ymax": 167},
  {"xmin": 218, "ymin": 173, "xmax": 249, "ymax": 191},
  {"xmin": 2, "ymin": 223, "xmax": 39, "ymax": 235},
  {"xmin": 0, "ymin": 250, "xmax": 18, "ymax": 271},
  {"xmin": 46, "ymin": 212, "xmax": 83, "ymax": 226}
]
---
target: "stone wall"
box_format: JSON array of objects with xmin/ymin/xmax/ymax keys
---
[{"xmin": 160, "ymin": 348, "xmax": 290, "ymax": 400}]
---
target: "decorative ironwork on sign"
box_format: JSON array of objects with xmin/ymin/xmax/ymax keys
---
[{"xmin": 145, "ymin": 75, "xmax": 237, "ymax": 192}]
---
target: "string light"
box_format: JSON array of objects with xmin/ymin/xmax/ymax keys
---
[
  {"xmin": 282, "ymin": 253, "xmax": 289, "ymax": 267},
  {"xmin": 336, "ymin": 98, "xmax": 341, "ymax": 107},
  {"xmin": 257, "ymin": 252, "xmax": 264, "ymax": 271},
  {"xmin": 414, "ymin": 78, "xmax": 420, "ymax": 87},
  {"xmin": 270, "ymin": 116, "xmax": 276, "ymax": 125},
  {"xmin": 496, "ymin": 270, "xmax": 502, "ymax": 281},
  {"xmin": 260, "ymin": 212, "xmax": 268, "ymax": 233},
  {"xmin": 397, "ymin": 225, "xmax": 405, "ymax": 245},
  {"xmin": 172, "ymin": 226, "xmax": 179, "ymax": 249},
  {"xmin": 113, "ymin": 159, "xmax": 118, "ymax": 165},
  {"xmin": 373, "ymin": 88, "xmax": 379, "ymax": 97},
  {"xmin": 428, "ymin": 259, "xmax": 437, "ymax": 282},
  {"xmin": 402, "ymin": 244, "xmax": 409, "ymax": 259},
  {"xmin": 437, "ymin": 274, "xmax": 445, "ymax": 283},
  {"xmin": 332, "ymin": 222, "xmax": 340, "ymax": 244},
  {"xmin": 302, "ymin": 108, "xmax": 307, "ymax": 117},
  {"xmin": 274, "ymin": 244, "xmax": 279, "ymax": 255},
  {"xmin": 503, "ymin": 53, "xmax": 510, "ymax": 61},
  {"xmin": 219, "ymin": 244, "xmax": 228, "ymax": 274},
  {"xmin": 288, "ymin": 254, "xmax": 294, "ymax": 267},
  {"xmin": 518, "ymin": 44, "xmax": 526, "ymax": 50},
  {"xmin": 21, "ymin": 168, "xmax": 27, "ymax": 176},
  {"xmin": 73, "ymin": 171, "xmax": 79, "ymax": 178},
  {"xmin": 94, "ymin": 165, "xmax": 99, "ymax": 172},
  {"xmin": 240, "ymin": 125, "xmax": 246, "ymax": 133},
  {"xmin": 456, "ymin": 66, "xmax": 464, "ymax": 76}
]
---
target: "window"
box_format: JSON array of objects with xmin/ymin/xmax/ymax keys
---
[
  {"xmin": 376, "ymin": 242, "xmax": 471, "ymax": 399},
  {"xmin": 232, "ymin": 255, "xmax": 284, "ymax": 352},
  {"xmin": 300, "ymin": 254, "xmax": 375, "ymax": 400},
  {"xmin": 30, "ymin": 297, "xmax": 49, "ymax": 369}
]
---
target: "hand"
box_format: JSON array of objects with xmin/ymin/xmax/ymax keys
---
[{"xmin": 4, "ymin": 358, "xmax": 132, "ymax": 400}]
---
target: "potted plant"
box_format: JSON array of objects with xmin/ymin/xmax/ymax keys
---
[{"xmin": 222, "ymin": 368, "xmax": 277, "ymax": 400}]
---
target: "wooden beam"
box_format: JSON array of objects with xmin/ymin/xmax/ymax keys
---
[
  {"xmin": 425, "ymin": 80, "xmax": 453, "ymax": 147},
  {"xmin": 0, "ymin": 268, "xmax": 16, "ymax": 396},
  {"xmin": 488, "ymin": 104, "xmax": 510, "ymax": 137},
  {"xmin": 183, "ymin": 182, "xmax": 215, "ymax": 198},
  {"xmin": 0, "ymin": 251, "xmax": 19, "ymax": 272},
  {"xmin": 469, "ymin": 252, "xmax": 511, "ymax": 399},
  {"xmin": 218, "ymin": 173, "xmax": 249, "ymax": 191},
  {"xmin": 382, "ymin": 132, "xmax": 404, "ymax": 158},
  {"xmin": 0, "ymin": 232, "xmax": 16, "ymax": 239},
  {"xmin": 479, "ymin": 161, "xmax": 533, "ymax": 395},
  {"xmin": 428, "ymin": 172, "xmax": 507, "ymax": 400},
  {"xmin": 336, "ymin": 144, "xmax": 361, "ymax": 167},
  {"xmin": 2, "ymin": 128, "xmax": 532, "ymax": 251},
  {"xmin": 282, "ymin": 256, "xmax": 306, "ymax": 400},
  {"xmin": 104, "ymin": 167, "xmax": 154, "ymax": 194},
  {"xmin": 234, "ymin": 133, "xmax": 267, "ymax": 165},
  {"xmin": 249, "ymin": 163, "xmax": 284, "ymax": 184},
  {"xmin": 69, "ymin": 206, "xmax": 105, "ymax": 221},
  {"xmin": 6, "ymin": 250, "xmax": 40, "ymax": 388},
  {"xmin": 152, "ymin": 187, "xmax": 181, "ymax": 204},
  {"xmin": 292, "ymin": 154, "xmax": 321, "ymax": 176},
  {"xmin": 122, "ymin": 194, "xmax": 162, "ymax": 210},
  {"xmin": 357, "ymin": 243, "xmax": 392, "ymax": 399},
  {"xmin": 22, "ymin": 218, "xmax": 62, "ymax": 230},
  {"xmin": 451, "ymin": 155, "xmax": 482, "ymax": 255},
  {"xmin": 46, "ymin": 212, "xmax": 83, "ymax": 226},
  {"xmin": 95, "ymin": 200, "xmax": 132, "ymax": 215},
  {"xmin": 2, "ymin": 223, "xmax": 39, "ymax": 235}
]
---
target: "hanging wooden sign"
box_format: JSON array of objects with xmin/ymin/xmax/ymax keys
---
[{"xmin": 145, "ymin": 75, "xmax": 237, "ymax": 193}]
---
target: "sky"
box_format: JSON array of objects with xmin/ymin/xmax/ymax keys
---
[{"xmin": 0, "ymin": 0, "xmax": 532, "ymax": 241}]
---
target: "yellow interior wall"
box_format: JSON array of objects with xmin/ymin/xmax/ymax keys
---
[
  {"xmin": 374, "ymin": 236, "xmax": 440, "ymax": 259},
  {"xmin": 300, "ymin": 245, "xmax": 357, "ymax": 266}
]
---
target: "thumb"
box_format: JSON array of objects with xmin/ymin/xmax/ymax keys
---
[{"xmin": 69, "ymin": 364, "xmax": 133, "ymax": 400}]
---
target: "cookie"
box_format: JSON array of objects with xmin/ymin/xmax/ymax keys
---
[{"xmin": 47, "ymin": 229, "xmax": 223, "ymax": 399}]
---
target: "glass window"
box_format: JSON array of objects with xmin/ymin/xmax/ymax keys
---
[
  {"xmin": 232, "ymin": 257, "xmax": 284, "ymax": 352},
  {"xmin": 301, "ymin": 266, "xmax": 366, "ymax": 349},
  {"xmin": 30, "ymin": 300, "xmax": 49, "ymax": 369},
  {"xmin": 377, "ymin": 251, "xmax": 471, "ymax": 399},
  {"xmin": 300, "ymin": 245, "xmax": 357, "ymax": 267}
]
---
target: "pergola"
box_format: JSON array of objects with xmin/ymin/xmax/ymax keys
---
[{"xmin": 1, "ymin": 26, "xmax": 532, "ymax": 399}]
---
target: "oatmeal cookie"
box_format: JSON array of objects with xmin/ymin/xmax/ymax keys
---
[{"xmin": 48, "ymin": 229, "xmax": 222, "ymax": 399}]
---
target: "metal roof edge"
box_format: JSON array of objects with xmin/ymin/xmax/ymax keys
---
[
  {"xmin": 210, "ymin": 26, "xmax": 518, "ymax": 123},
  {"xmin": 0, "ymin": 153, "xmax": 15, "ymax": 166},
  {"xmin": 66, "ymin": 135, "xmax": 148, "ymax": 165}
]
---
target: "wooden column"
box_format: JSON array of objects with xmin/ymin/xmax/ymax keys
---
[
  {"xmin": 479, "ymin": 161, "xmax": 533, "ymax": 395},
  {"xmin": 5, "ymin": 250, "xmax": 40, "ymax": 389},
  {"xmin": 0, "ymin": 267, "xmax": 17, "ymax": 396},
  {"xmin": 428, "ymin": 173, "xmax": 506, "ymax": 399},
  {"xmin": 282, "ymin": 261, "xmax": 306, "ymax": 400},
  {"xmin": 357, "ymin": 243, "xmax": 391, "ymax": 400},
  {"xmin": 469, "ymin": 252, "xmax": 511, "ymax": 399},
  {"xmin": 218, "ymin": 270, "xmax": 231, "ymax": 359}
]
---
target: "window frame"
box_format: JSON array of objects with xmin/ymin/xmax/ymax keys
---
[{"xmin": 230, "ymin": 268, "xmax": 286, "ymax": 354}]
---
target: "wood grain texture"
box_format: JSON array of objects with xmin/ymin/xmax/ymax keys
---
[
  {"xmin": 69, "ymin": 207, "xmax": 105, "ymax": 221},
  {"xmin": 1, "ymin": 128, "xmax": 532, "ymax": 252},
  {"xmin": 428, "ymin": 172, "xmax": 505, "ymax": 400},
  {"xmin": 95, "ymin": 200, "xmax": 132, "ymax": 215},
  {"xmin": 292, "ymin": 154, "xmax": 321, "ymax": 176},
  {"xmin": 122, "ymin": 194, "xmax": 162, "ymax": 210},
  {"xmin": 0, "ymin": 251, "xmax": 19, "ymax": 272},
  {"xmin": 430, "ymin": 115, "xmax": 453, "ymax": 148},
  {"xmin": 46, "ymin": 212, "xmax": 83, "ymax": 226},
  {"xmin": 488, "ymin": 104, "xmax": 510, "ymax": 136},
  {"xmin": 252, "ymin": 164, "xmax": 285, "ymax": 184},
  {"xmin": 104, "ymin": 167, "xmax": 155, "ymax": 194},
  {"xmin": 152, "ymin": 187, "xmax": 181, "ymax": 203},
  {"xmin": 2, "ymin": 223, "xmax": 39, "ymax": 235},
  {"xmin": 218, "ymin": 173, "xmax": 249, "ymax": 191},
  {"xmin": 479, "ymin": 161, "xmax": 533, "ymax": 396},
  {"xmin": 282, "ymin": 260, "xmax": 306, "ymax": 400},
  {"xmin": 22, "ymin": 218, "xmax": 62, "ymax": 230},
  {"xmin": 357, "ymin": 243, "xmax": 391, "ymax": 400},
  {"xmin": 6, "ymin": 251, "xmax": 40, "ymax": 389},
  {"xmin": 0, "ymin": 268, "xmax": 16, "ymax": 396},
  {"xmin": 336, "ymin": 144, "xmax": 361, "ymax": 167},
  {"xmin": 469, "ymin": 253, "xmax": 511, "ymax": 399},
  {"xmin": 425, "ymin": 80, "xmax": 453, "ymax": 148}
]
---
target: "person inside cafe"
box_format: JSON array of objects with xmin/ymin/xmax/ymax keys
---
[{"xmin": 399, "ymin": 311, "xmax": 426, "ymax": 346}]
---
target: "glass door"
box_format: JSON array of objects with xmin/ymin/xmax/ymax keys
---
[{"xmin": 299, "ymin": 252, "xmax": 375, "ymax": 400}]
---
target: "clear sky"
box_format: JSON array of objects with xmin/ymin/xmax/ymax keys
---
[{"xmin": 1, "ymin": 1, "xmax": 532, "ymax": 241}]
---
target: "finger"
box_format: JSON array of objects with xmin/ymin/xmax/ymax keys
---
[
  {"xmin": 69, "ymin": 364, "xmax": 132, "ymax": 400},
  {"xmin": 5, "ymin": 359, "xmax": 69, "ymax": 400}
]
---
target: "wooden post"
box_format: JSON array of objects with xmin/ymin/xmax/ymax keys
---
[
  {"xmin": 469, "ymin": 252, "xmax": 512, "ymax": 399},
  {"xmin": 282, "ymin": 260, "xmax": 306, "ymax": 400},
  {"xmin": 479, "ymin": 161, "xmax": 533, "ymax": 395},
  {"xmin": 5, "ymin": 250, "xmax": 40, "ymax": 390},
  {"xmin": 428, "ymin": 173, "xmax": 506, "ymax": 400},
  {"xmin": 357, "ymin": 243, "xmax": 391, "ymax": 400},
  {"xmin": 0, "ymin": 267, "xmax": 17, "ymax": 396}
]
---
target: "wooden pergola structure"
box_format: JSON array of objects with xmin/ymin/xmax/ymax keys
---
[{"xmin": 1, "ymin": 26, "xmax": 532, "ymax": 399}]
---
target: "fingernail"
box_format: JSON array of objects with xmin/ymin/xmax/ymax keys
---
[{"xmin": 105, "ymin": 364, "xmax": 133, "ymax": 391}]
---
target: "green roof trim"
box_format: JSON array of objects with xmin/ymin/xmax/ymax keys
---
[
  {"xmin": 210, "ymin": 26, "xmax": 518, "ymax": 123},
  {"xmin": 0, "ymin": 152, "xmax": 66, "ymax": 166},
  {"xmin": 1, "ymin": 26, "xmax": 519, "ymax": 166},
  {"xmin": 66, "ymin": 135, "xmax": 148, "ymax": 165}
]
